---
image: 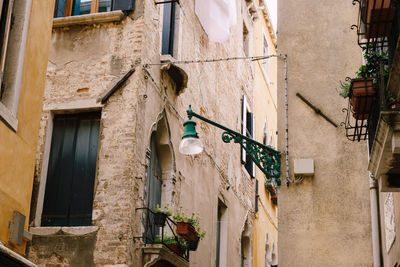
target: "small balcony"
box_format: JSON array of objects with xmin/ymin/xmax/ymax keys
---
[
  {"xmin": 136, "ymin": 207, "xmax": 205, "ymax": 267},
  {"xmin": 352, "ymin": 0, "xmax": 400, "ymax": 191},
  {"xmin": 353, "ymin": 0, "xmax": 398, "ymax": 53}
]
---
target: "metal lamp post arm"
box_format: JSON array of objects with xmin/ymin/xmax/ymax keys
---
[{"xmin": 186, "ymin": 107, "xmax": 281, "ymax": 182}]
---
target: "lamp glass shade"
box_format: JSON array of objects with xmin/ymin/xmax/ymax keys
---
[{"xmin": 179, "ymin": 137, "xmax": 203, "ymax": 155}]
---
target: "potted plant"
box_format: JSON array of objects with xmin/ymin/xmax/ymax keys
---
[
  {"xmin": 363, "ymin": 0, "xmax": 396, "ymax": 38},
  {"xmin": 153, "ymin": 204, "xmax": 172, "ymax": 227},
  {"xmin": 173, "ymin": 208, "xmax": 206, "ymax": 251},
  {"xmin": 339, "ymin": 49, "xmax": 388, "ymax": 119},
  {"xmin": 349, "ymin": 78, "xmax": 375, "ymax": 120},
  {"xmin": 154, "ymin": 235, "xmax": 187, "ymax": 256}
]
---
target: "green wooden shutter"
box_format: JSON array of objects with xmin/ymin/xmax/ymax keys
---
[{"xmin": 41, "ymin": 112, "xmax": 100, "ymax": 226}]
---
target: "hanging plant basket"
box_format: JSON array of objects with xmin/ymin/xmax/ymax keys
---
[
  {"xmin": 350, "ymin": 78, "xmax": 375, "ymax": 120},
  {"xmin": 154, "ymin": 213, "xmax": 167, "ymax": 227},
  {"xmin": 167, "ymin": 244, "xmax": 185, "ymax": 256},
  {"xmin": 176, "ymin": 221, "xmax": 199, "ymax": 241},
  {"xmin": 363, "ymin": 0, "xmax": 396, "ymax": 38}
]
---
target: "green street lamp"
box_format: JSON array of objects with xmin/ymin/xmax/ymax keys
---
[{"xmin": 179, "ymin": 105, "xmax": 281, "ymax": 184}]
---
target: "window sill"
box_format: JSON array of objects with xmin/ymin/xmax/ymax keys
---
[
  {"xmin": 53, "ymin": 11, "xmax": 125, "ymax": 28},
  {"xmin": 0, "ymin": 101, "xmax": 18, "ymax": 131},
  {"xmin": 30, "ymin": 226, "xmax": 99, "ymax": 236}
]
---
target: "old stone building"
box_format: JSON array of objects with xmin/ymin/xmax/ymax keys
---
[
  {"xmin": 277, "ymin": 0, "xmax": 374, "ymax": 266},
  {"xmin": 26, "ymin": 0, "xmax": 275, "ymax": 266}
]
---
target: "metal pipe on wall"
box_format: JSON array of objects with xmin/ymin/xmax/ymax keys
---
[{"xmin": 369, "ymin": 173, "xmax": 382, "ymax": 267}]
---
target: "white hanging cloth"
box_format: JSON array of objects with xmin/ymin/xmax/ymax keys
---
[{"xmin": 195, "ymin": 0, "xmax": 237, "ymax": 43}]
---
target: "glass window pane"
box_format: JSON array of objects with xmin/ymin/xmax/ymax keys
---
[
  {"xmin": 72, "ymin": 0, "xmax": 92, "ymax": 16},
  {"xmin": 54, "ymin": 0, "xmax": 66, "ymax": 18},
  {"xmin": 99, "ymin": 0, "xmax": 112, "ymax": 12}
]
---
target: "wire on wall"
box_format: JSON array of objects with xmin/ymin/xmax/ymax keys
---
[{"xmin": 143, "ymin": 53, "xmax": 293, "ymax": 186}]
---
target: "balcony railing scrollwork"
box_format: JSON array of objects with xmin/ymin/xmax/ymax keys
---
[{"xmin": 135, "ymin": 207, "xmax": 191, "ymax": 262}]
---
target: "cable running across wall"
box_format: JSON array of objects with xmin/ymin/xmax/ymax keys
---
[{"xmin": 143, "ymin": 54, "xmax": 294, "ymax": 185}]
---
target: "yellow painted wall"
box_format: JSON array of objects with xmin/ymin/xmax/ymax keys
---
[
  {"xmin": 252, "ymin": 1, "xmax": 279, "ymax": 266},
  {"xmin": 0, "ymin": 0, "xmax": 54, "ymax": 255}
]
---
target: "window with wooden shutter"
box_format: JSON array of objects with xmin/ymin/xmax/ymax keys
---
[
  {"xmin": 54, "ymin": 0, "xmax": 134, "ymax": 18},
  {"xmin": 241, "ymin": 95, "xmax": 255, "ymax": 178},
  {"xmin": 41, "ymin": 112, "xmax": 100, "ymax": 227},
  {"xmin": 144, "ymin": 132, "xmax": 162, "ymax": 243}
]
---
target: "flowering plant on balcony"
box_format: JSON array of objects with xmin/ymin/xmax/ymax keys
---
[
  {"xmin": 173, "ymin": 207, "xmax": 206, "ymax": 242},
  {"xmin": 153, "ymin": 204, "xmax": 173, "ymax": 227},
  {"xmin": 339, "ymin": 49, "xmax": 388, "ymax": 98},
  {"xmin": 339, "ymin": 48, "xmax": 389, "ymax": 119},
  {"xmin": 154, "ymin": 235, "xmax": 187, "ymax": 256}
]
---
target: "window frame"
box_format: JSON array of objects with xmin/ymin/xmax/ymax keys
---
[
  {"xmin": 34, "ymin": 103, "xmax": 102, "ymax": 227},
  {"xmin": 0, "ymin": 0, "xmax": 32, "ymax": 131},
  {"xmin": 161, "ymin": 1, "xmax": 176, "ymax": 56},
  {"xmin": 53, "ymin": 0, "xmax": 134, "ymax": 18},
  {"xmin": 40, "ymin": 111, "xmax": 101, "ymax": 227},
  {"xmin": 241, "ymin": 95, "xmax": 255, "ymax": 178},
  {"xmin": 0, "ymin": 0, "xmax": 14, "ymax": 87},
  {"xmin": 54, "ymin": 0, "xmax": 106, "ymax": 17}
]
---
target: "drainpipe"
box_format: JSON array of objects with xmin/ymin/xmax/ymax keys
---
[{"xmin": 369, "ymin": 173, "xmax": 382, "ymax": 267}]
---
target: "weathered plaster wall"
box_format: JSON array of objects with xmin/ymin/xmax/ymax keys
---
[
  {"xmin": 30, "ymin": 0, "xmax": 259, "ymax": 266},
  {"xmin": 0, "ymin": 0, "xmax": 53, "ymax": 254},
  {"xmin": 277, "ymin": 1, "xmax": 373, "ymax": 266}
]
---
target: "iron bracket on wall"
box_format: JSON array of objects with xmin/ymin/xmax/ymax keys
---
[{"xmin": 186, "ymin": 107, "xmax": 281, "ymax": 184}]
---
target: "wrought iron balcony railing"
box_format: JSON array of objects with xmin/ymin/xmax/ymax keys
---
[
  {"xmin": 353, "ymin": 0, "xmax": 399, "ymax": 53},
  {"xmin": 342, "ymin": 58, "xmax": 389, "ymax": 143},
  {"xmin": 135, "ymin": 207, "xmax": 190, "ymax": 261}
]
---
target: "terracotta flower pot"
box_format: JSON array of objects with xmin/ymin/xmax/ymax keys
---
[
  {"xmin": 176, "ymin": 221, "xmax": 199, "ymax": 241},
  {"xmin": 364, "ymin": 0, "xmax": 396, "ymax": 38},
  {"xmin": 350, "ymin": 78, "xmax": 375, "ymax": 120}
]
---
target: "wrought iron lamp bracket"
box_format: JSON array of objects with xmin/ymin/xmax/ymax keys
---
[{"xmin": 185, "ymin": 106, "xmax": 281, "ymax": 184}]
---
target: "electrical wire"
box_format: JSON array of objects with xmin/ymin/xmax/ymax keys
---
[{"xmin": 143, "ymin": 54, "xmax": 294, "ymax": 185}]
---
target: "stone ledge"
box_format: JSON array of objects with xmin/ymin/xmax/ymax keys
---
[
  {"xmin": 30, "ymin": 226, "xmax": 99, "ymax": 236},
  {"xmin": 53, "ymin": 11, "xmax": 125, "ymax": 28}
]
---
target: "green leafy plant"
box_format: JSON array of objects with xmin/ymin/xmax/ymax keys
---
[
  {"xmin": 154, "ymin": 235, "xmax": 187, "ymax": 250},
  {"xmin": 339, "ymin": 48, "xmax": 389, "ymax": 98},
  {"xmin": 356, "ymin": 49, "xmax": 389, "ymax": 82},
  {"xmin": 173, "ymin": 207, "xmax": 206, "ymax": 240},
  {"xmin": 339, "ymin": 80, "xmax": 351, "ymax": 98},
  {"xmin": 154, "ymin": 204, "xmax": 173, "ymax": 216}
]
